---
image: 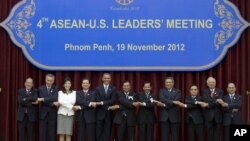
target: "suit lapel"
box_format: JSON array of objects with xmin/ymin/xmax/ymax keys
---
[
  {"xmin": 106, "ymin": 86, "xmax": 112, "ymax": 97},
  {"xmin": 101, "ymin": 86, "xmax": 106, "ymax": 97}
]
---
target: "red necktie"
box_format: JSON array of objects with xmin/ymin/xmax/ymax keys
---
[{"xmin": 210, "ymin": 90, "xmax": 214, "ymax": 97}]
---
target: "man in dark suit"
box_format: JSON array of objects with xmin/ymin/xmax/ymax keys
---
[
  {"xmin": 17, "ymin": 78, "xmax": 38, "ymax": 141},
  {"xmin": 137, "ymin": 82, "xmax": 156, "ymax": 141},
  {"xmin": 177, "ymin": 85, "xmax": 204, "ymax": 141},
  {"xmin": 201, "ymin": 77, "xmax": 223, "ymax": 141},
  {"xmin": 217, "ymin": 83, "xmax": 244, "ymax": 141},
  {"xmin": 95, "ymin": 73, "xmax": 117, "ymax": 141},
  {"xmin": 73, "ymin": 78, "xmax": 97, "ymax": 141},
  {"xmin": 113, "ymin": 81, "xmax": 140, "ymax": 141},
  {"xmin": 37, "ymin": 74, "xmax": 59, "ymax": 141},
  {"xmin": 157, "ymin": 77, "xmax": 181, "ymax": 141}
]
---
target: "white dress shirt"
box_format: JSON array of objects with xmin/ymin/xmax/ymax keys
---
[{"xmin": 58, "ymin": 90, "xmax": 76, "ymax": 116}]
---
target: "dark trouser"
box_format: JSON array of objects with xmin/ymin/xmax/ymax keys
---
[
  {"xmin": 39, "ymin": 113, "xmax": 57, "ymax": 141},
  {"xmin": 161, "ymin": 120, "xmax": 179, "ymax": 141},
  {"xmin": 139, "ymin": 123, "xmax": 154, "ymax": 141},
  {"xmin": 224, "ymin": 117, "xmax": 243, "ymax": 141},
  {"xmin": 205, "ymin": 118, "xmax": 221, "ymax": 141},
  {"xmin": 18, "ymin": 114, "xmax": 34, "ymax": 141},
  {"xmin": 117, "ymin": 116, "xmax": 135, "ymax": 141},
  {"xmin": 96, "ymin": 112, "xmax": 112, "ymax": 141},
  {"xmin": 187, "ymin": 117, "xmax": 203, "ymax": 141},
  {"xmin": 77, "ymin": 120, "xmax": 95, "ymax": 141}
]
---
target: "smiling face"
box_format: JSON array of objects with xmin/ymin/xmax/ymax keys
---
[
  {"xmin": 102, "ymin": 73, "xmax": 111, "ymax": 85},
  {"xmin": 82, "ymin": 79, "xmax": 90, "ymax": 90},
  {"xmin": 143, "ymin": 83, "xmax": 152, "ymax": 93},
  {"xmin": 122, "ymin": 82, "xmax": 131, "ymax": 93},
  {"xmin": 64, "ymin": 80, "xmax": 71, "ymax": 91}
]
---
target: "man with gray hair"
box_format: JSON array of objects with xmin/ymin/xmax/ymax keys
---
[
  {"xmin": 37, "ymin": 74, "xmax": 59, "ymax": 141},
  {"xmin": 201, "ymin": 77, "xmax": 223, "ymax": 141},
  {"xmin": 217, "ymin": 83, "xmax": 244, "ymax": 141}
]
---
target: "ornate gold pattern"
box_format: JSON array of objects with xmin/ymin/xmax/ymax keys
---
[
  {"xmin": 214, "ymin": 0, "xmax": 243, "ymax": 50},
  {"xmin": 7, "ymin": 0, "xmax": 36, "ymax": 50}
]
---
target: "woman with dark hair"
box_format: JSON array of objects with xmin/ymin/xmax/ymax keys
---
[{"xmin": 57, "ymin": 77, "xmax": 76, "ymax": 141}]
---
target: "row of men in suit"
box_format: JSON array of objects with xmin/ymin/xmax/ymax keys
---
[
  {"xmin": 17, "ymin": 74, "xmax": 244, "ymax": 141},
  {"xmin": 17, "ymin": 73, "xmax": 118, "ymax": 141},
  {"xmin": 17, "ymin": 74, "xmax": 155, "ymax": 141}
]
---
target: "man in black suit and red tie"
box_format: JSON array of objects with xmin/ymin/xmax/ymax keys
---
[
  {"xmin": 201, "ymin": 77, "xmax": 223, "ymax": 141},
  {"xmin": 17, "ymin": 78, "xmax": 38, "ymax": 141},
  {"xmin": 95, "ymin": 73, "xmax": 117, "ymax": 141},
  {"xmin": 216, "ymin": 83, "xmax": 244, "ymax": 141},
  {"xmin": 156, "ymin": 77, "xmax": 182, "ymax": 141},
  {"xmin": 137, "ymin": 81, "xmax": 156, "ymax": 141},
  {"xmin": 176, "ymin": 85, "xmax": 204, "ymax": 141},
  {"xmin": 37, "ymin": 74, "xmax": 59, "ymax": 141},
  {"xmin": 113, "ymin": 81, "xmax": 140, "ymax": 141},
  {"xmin": 73, "ymin": 78, "xmax": 97, "ymax": 141}
]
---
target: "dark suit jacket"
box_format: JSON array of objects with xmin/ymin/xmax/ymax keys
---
[
  {"xmin": 75, "ymin": 90, "xmax": 96, "ymax": 123},
  {"xmin": 185, "ymin": 95, "xmax": 203, "ymax": 124},
  {"xmin": 159, "ymin": 88, "xmax": 181, "ymax": 123},
  {"xmin": 95, "ymin": 84, "xmax": 117, "ymax": 120},
  {"xmin": 113, "ymin": 91, "xmax": 137, "ymax": 126},
  {"xmin": 38, "ymin": 85, "xmax": 58, "ymax": 120},
  {"xmin": 17, "ymin": 88, "xmax": 38, "ymax": 122},
  {"xmin": 137, "ymin": 92, "xmax": 156, "ymax": 125},
  {"xmin": 202, "ymin": 88, "xmax": 223, "ymax": 123},
  {"xmin": 223, "ymin": 94, "xmax": 243, "ymax": 126}
]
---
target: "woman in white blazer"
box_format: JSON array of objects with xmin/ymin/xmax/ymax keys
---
[{"xmin": 57, "ymin": 77, "xmax": 76, "ymax": 141}]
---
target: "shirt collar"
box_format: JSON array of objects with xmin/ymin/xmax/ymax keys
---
[
  {"xmin": 103, "ymin": 84, "xmax": 109, "ymax": 88},
  {"xmin": 229, "ymin": 93, "xmax": 235, "ymax": 97},
  {"xmin": 83, "ymin": 89, "xmax": 89, "ymax": 93}
]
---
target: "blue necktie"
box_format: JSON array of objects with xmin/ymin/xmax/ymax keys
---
[{"xmin": 104, "ymin": 86, "xmax": 108, "ymax": 94}]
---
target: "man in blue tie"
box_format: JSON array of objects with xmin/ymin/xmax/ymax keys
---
[
  {"xmin": 158, "ymin": 77, "xmax": 182, "ymax": 141},
  {"xmin": 37, "ymin": 74, "xmax": 59, "ymax": 141},
  {"xmin": 95, "ymin": 73, "xmax": 117, "ymax": 141}
]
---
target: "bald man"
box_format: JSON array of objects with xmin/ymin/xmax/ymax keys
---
[
  {"xmin": 17, "ymin": 78, "xmax": 38, "ymax": 141},
  {"xmin": 217, "ymin": 83, "xmax": 244, "ymax": 141},
  {"xmin": 201, "ymin": 77, "xmax": 223, "ymax": 141}
]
